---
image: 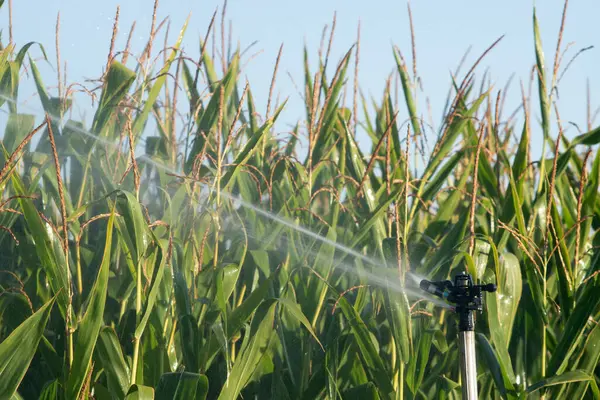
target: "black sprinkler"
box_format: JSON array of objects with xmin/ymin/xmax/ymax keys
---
[
  {"xmin": 420, "ymin": 272, "xmax": 497, "ymax": 331},
  {"xmin": 419, "ymin": 272, "xmax": 497, "ymax": 400}
]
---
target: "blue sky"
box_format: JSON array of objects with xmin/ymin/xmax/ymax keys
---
[{"xmin": 2, "ymin": 0, "xmax": 599, "ymax": 158}]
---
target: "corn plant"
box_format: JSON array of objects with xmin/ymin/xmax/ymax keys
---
[{"xmin": 1, "ymin": 1, "xmax": 600, "ymax": 399}]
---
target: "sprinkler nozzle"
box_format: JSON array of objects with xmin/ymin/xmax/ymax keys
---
[
  {"xmin": 482, "ymin": 283, "xmax": 497, "ymax": 292},
  {"xmin": 419, "ymin": 279, "xmax": 449, "ymax": 298},
  {"xmin": 419, "ymin": 272, "xmax": 497, "ymax": 331}
]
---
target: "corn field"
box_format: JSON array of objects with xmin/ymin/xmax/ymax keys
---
[{"xmin": 1, "ymin": 1, "xmax": 600, "ymax": 399}]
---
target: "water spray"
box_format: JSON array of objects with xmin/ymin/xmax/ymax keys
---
[
  {"xmin": 1, "ymin": 95, "xmax": 441, "ymax": 302},
  {"xmin": 419, "ymin": 272, "xmax": 496, "ymax": 399}
]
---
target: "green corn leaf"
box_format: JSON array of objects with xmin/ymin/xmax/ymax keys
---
[
  {"xmin": 217, "ymin": 300, "xmax": 277, "ymax": 400},
  {"xmin": 393, "ymin": 47, "xmax": 421, "ymax": 138},
  {"xmin": 333, "ymin": 290, "xmax": 394, "ymax": 399},
  {"xmin": 125, "ymin": 385, "xmax": 155, "ymax": 400},
  {"xmin": 0, "ymin": 295, "xmax": 56, "ymax": 399},
  {"xmin": 527, "ymin": 370, "xmax": 593, "ymax": 393},
  {"xmin": 483, "ymin": 244, "xmax": 517, "ymax": 387},
  {"xmin": 420, "ymin": 150, "xmax": 464, "ymax": 205},
  {"xmin": 115, "ymin": 190, "xmax": 150, "ymax": 266},
  {"xmin": 181, "ymin": 60, "xmax": 201, "ymax": 113},
  {"xmin": 218, "ymin": 264, "xmax": 241, "ymax": 309},
  {"xmin": 512, "ymin": 121, "xmax": 529, "ymax": 192},
  {"xmin": 203, "ymin": 268, "xmax": 280, "ymax": 367},
  {"xmin": 184, "ymin": 52, "xmax": 241, "ymax": 172},
  {"xmin": 66, "ymin": 210, "xmax": 115, "ymax": 399},
  {"xmin": 487, "ymin": 252, "xmax": 522, "ymax": 344},
  {"xmin": 346, "ymin": 187, "xmax": 404, "ymax": 254},
  {"xmin": 324, "ymin": 321, "xmax": 340, "ymax": 399},
  {"xmin": 246, "ymin": 88, "xmax": 259, "ymax": 135},
  {"xmin": 306, "ymin": 226, "xmax": 337, "ymax": 326},
  {"xmin": 0, "ymin": 61, "xmax": 19, "ymax": 113},
  {"xmin": 220, "ymin": 103, "xmax": 285, "ymax": 191},
  {"xmin": 37, "ymin": 379, "xmax": 62, "ymax": 400},
  {"xmin": 15, "ymin": 42, "xmax": 47, "ymax": 69},
  {"xmin": 425, "ymin": 89, "xmax": 489, "ymax": 187},
  {"xmin": 179, "ymin": 314, "xmax": 200, "ymax": 373},
  {"xmin": 312, "ymin": 48, "xmax": 353, "ymax": 161},
  {"xmin": 199, "ymin": 39, "xmax": 218, "ymax": 90},
  {"xmin": 303, "ymin": 46, "xmax": 314, "ymax": 120},
  {"xmin": 382, "ymin": 240, "xmax": 412, "ymax": 365},
  {"xmin": 570, "ymin": 125, "xmax": 600, "ymax": 146},
  {"xmin": 277, "ymin": 297, "xmax": 324, "ymax": 351},
  {"xmin": 91, "ymin": 61, "xmax": 136, "ymax": 137},
  {"xmin": 498, "ymin": 154, "xmax": 526, "ymax": 245},
  {"xmin": 131, "ymin": 17, "xmax": 189, "ymax": 138},
  {"xmin": 173, "ymin": 256, "xmax": 192, "ymax": 317},
  {"xmin": 476, "ymin": 333, "xmax": 514, "ymax": 397},
  {"xmin": 412, "ymin": 161, "xmax": 473, "ymax": 266},
  {"xmin": 566, "ymin": 324, "xmax": 600, "ymax": 398},
  {"xmin": 96, "ymin": 326, "xmax": 130, "ymax": 400},
  {"xmin": 0, "ymin": 292, "xmax": 32, "ymax": 336},
  {"xmin": 549, "ymin": 201, "xmax": 574, "ymax": 318},
  {"xmin": 12, "ymin": 174, "xmax": 71, "ymax": 321},
  {"xmin": 1, "ymin": 114, "xmax": 34, "ymax": 163},
  {"xmin": 547, "ymin": 279, "xmax": 600, "ymax": 376},
  {"xmin": 155, "ymin": 372, "xmax": 209, "ymax": 400},
  {"xmin": 215, "ymin": 263, "xmax": 240, "ymax": 345},
  {"xmin": 421, "ymin": 208, "xmax": 470, "ymax": 280},
  {"xmin": 477, "ymin": 148, "xmax": 500, "ymax": 200},
  {"xmin": 341, "ymin": 382, "xmax": 381, "ymax": 399},
  {"xmin": 341, "ymin": 117, "xmax": 383, "ymax": 228},
  {"xmin": 384, "ymin": 93, "xmax": 402, "ymax": 167},
  {"xmin": 406, "ymin": 329, "xmax": 433, "ymax": 394},
  {"xmin": 579, "ymin": 148, "xmax": 600, "ymax": 277},
  {"xmin": 91, "ymin": 384, "xmax": 112, "ymax": 400},
  {"xmin": 249, "ymin": 250, "xmax": 271, "ymax": 278},
  {"xmin": 196, "ymin": 375, "xmax": 209, "ymax": 400},
  {"xmin": 410, "ymin": 89, "xmax": 489, "ymax": 222},
  {"xmin": 27, "ymin": 57, "xmax": 50, "ymax": 113},
  {"xmin": 134, "ymin": 240, "xmax": 167, "ymax": 340}
]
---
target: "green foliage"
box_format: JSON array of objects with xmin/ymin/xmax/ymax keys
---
[
  {"xmin": 1, "ymin": 4, "xmax": 600, "ymax": 400},
  {"xmin": 0, "ymin": 296, "xmax": 56, "ymax": 398}
]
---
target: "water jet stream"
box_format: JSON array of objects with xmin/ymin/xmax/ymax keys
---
[
  {"xmin": 1, "ymin": 95, "xmax": 446, "ymax": 307},
  {"xmin": 220, "ymin": 214, "xmax": 450, "ymax": 308}
]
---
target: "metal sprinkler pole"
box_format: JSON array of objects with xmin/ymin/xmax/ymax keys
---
[
  {"xmin": 458, "ymin": 330, "xmax": 478, "ymax": 398},
  {"xmin": 420, "ymin": 272, "xmax": 496, "ymax": 400}
]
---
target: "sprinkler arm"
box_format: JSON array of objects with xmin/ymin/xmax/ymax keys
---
[{"xmin": 419, "ymin": 273, "xmax": 496, "ymax": 317}]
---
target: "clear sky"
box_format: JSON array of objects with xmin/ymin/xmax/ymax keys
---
[{"xmin": 2, "ymin": 0, "xmax": 599, "ymax": 158}]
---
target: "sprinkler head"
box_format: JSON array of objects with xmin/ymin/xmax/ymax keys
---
[
  {"xmin": 419, "ymin": 272, "xmax": 496, "ymax": 331},
  {"xmin": 419, "ymin": 279, "xmax": 452, "ymax": 299}
]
